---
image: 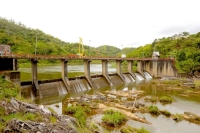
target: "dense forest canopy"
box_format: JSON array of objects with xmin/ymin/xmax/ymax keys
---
[{"xmin": 0, "ymin": 17, "xmax": 200, "ymax": 73}]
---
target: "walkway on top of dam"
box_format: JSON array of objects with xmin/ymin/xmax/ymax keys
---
[{"xmin": 0, "ymin": 53, "xmax": 174, "ymax": 61}]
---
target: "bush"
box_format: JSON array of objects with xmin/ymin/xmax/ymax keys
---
[
  {"xmin": 65, "ymin": 105, "xmax": 90, "ymax": 127},
  {"xmin": 121, "ymin": 126, "xmax": 150, "ymax": 133},
  {"xmin": 150, "ymin": 96, "xmax": 157, "ymax": 102},
  {"xmin": 148, "ymin": 105, "xmax": 159, "ymax": 115},
  {"xmin": 23, "ymin": 113, "xmax": 36, "ymax": 121},
  {"xmin": 0, "ymin": 76, "xmax": 20, "ymax": 100},
  {"xmin": 102, "ymin": 109, "xmax": 127, "ymax": 127},
  {"xmin": 65, "ymin": 105, "xmax": 77, "ymax": 114},
  {"xmin": 65, "ymin": 105, "xmax": 91, "ymax": 114},
  {"xmin": 136, "ymin": 127, "xmax": 150, "ymax": 133},
  {"xmin": 160, "ymin": 96, "xmax": 174, "ymax": 103},
  {"xmin": 161, "ymin": 80, "xmax": 180, "ymax": 85},
  {"xmin": 174, "ymin": 113, "xmax": 183, "ymax": 122},
  {"xmin": 144, "ymin": 96, "xmax": 157, "ymax": 102},
  {"xmin": 50, "ymin": 115, "xmax": 57, "ymax": 123},
  {"xmin": 74, "ymin": 110, "xmax": 87, "ymax": 127},
  {"xmin": 48, "ymin": 107, "xmax": 56, "ymax": 114},
  {"xmin": 161, "ymin": 110, "xmax": 171, "ymax": 116}
]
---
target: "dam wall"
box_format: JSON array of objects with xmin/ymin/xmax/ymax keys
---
[
  {"xmin": 0, "ymin": 56, "xmax": 176, "ymax": 98},
  {"xmin": 137, "ymin": 59, "xmax": 177, "ymax": 78}
]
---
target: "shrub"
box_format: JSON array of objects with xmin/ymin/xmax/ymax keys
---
[
  {"xmin": 0, "ymin": 76, "xmax": 20, "ymax": 100},
  {"xmin": 102, "ymin": 109, "xmax": 127, "ymax": 127},
  {"xmin": 161, "ymin": 110, "xmax": 171, "ymax": 116},
  {"xmin": 65, "ymin": 105, "xmax": 91, "ymax": 114},
  {"xmin": 23, "ymin": 113, "xmax": 36, "ymax": 121},
  {"xmin": 65, "ymin": 105, "xmax": 90, "ymax": 127},
  {"xmin": 65, "ymin": 105, "xmax": 77, "ymax": 114},
  {"xmin": 121, "ymin": 126, "xmax": 150, "ymax": 133},
  {"xmin": 0, "ymin": 106, "xmax": 5, "ymax": 116},
  {"xmin": 144, "ymin": 96, "xmax": 157, "ymax": 102},
  {"xmin": 120, "ymin": 126, "xmax": 135, "ymax": 133},
  {"xmin": 150, "ymin": 96, "xmax": 157, "ymax": 102},
  {"xmin": 74, "ymin": 110, "xmax": 87, "ymax": 127},
  {"xmin": 34, "ymin": 113, "xmax": 43, "ymax": 122},
  {"xmin": 48, "ymin": 107, "xmax": 56, "ymax": 114},
  {"xmin": 161, "ymin": 80, "xmax": 180, "ymax": 85},
  {"xmin": 23, "ymin": 112, "xmax": 43, "ymax": 122},
  {"xmin": 160, "ymin": 96, "xmax": 174, "ymax": 103},
  {"xmin": 136, "ymin": 127, "xmax": 150, "ymax": 133},
  {"xmin": 174, "ymin": 113, "xmax": 183, "ymax": 122},
  {"xmin": 50, "ymin": 115, "xmax": 57, "ymax": 123},
  {"xmin": 148, "ymin": 105, "xmax": 159, "ymax": 115}
]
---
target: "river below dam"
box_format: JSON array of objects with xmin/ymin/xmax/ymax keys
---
[{"xmin": 19, "ymin": 64, "xmax": 200, "ymax": 133}]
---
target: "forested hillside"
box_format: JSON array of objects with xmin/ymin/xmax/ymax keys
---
[
  {"xmin": 127, "ymin": 32, "xmax": 200, "ymax": 73},
  {"xmin": 0, "ymin": 17, "xmax": 123, "ymax": 58},
  {"xmin": 0, "ymin": 17, "xmax": 200, "ymax": 73}
]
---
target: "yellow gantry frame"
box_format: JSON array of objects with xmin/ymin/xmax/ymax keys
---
[{"xmin": 78, "ymin": 37, "xmax": 85, "ymax": 57}]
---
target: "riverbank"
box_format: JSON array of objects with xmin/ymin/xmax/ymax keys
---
[{"xmin": 1, "ymin": 76, "xmax": 200, "ymax": 133}]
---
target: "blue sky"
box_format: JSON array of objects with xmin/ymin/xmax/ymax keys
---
[{"xmin": 1, "ymin": 0, "xmax": 200, "ymax": 48}]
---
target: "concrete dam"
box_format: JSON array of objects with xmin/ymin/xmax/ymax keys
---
[{"xmin": 0, "ymin": 52, "xmax": 177, "ymax": 98}]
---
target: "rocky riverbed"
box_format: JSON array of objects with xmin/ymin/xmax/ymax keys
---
[
  {"xmin": 0, "ymin": 98, "xmax": 77, "ymax": 133},
  {"xmin": 1, "ymin": 77, "xmax": 200, "ymax": 133}
]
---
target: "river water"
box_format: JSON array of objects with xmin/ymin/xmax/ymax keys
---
[
  {"xmin": 19, "ymin": 64, "xmax": 116, "ymax": 81},
  {"xmin": 19, "ymin": 64, "xmax": 200, "ymax": 133}
]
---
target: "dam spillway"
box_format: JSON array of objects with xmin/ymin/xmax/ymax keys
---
[{"xmin": 0, "ymin": 55, "xmax": 177, "ymax": 98}]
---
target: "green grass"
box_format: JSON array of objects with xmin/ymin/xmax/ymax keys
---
[
  {"xmin": 102, "ymin": 109, "xmax": 127, "ymax": 127},
  {"xmin": 151, "ymin": 80, "xmax": 157, "ymax": 84},
  {"xmin": 121, "ymin": 126, "xmax": 150, "ymax": 133},
  {"xmin": 74, "ymin": 110, "xmax": 87, "ymax": 127},
  {"xmin": 194, "ymin": 79, "xmax": 200, "ymax": 89},
  {"xmin": 148, "ymin": 105, "xmax": 159, "ymax": 115},
  {"xmin": 161, "ymin": 80, "xmax": 180, "ymax": 85},
  {"xmin": 23, "ymin": 113, "xmax": 36, "ymax": 121},
  {"xmin": 159, "ymin": 96, "xmax": 174, "ymax": 103},
  {"xmin": 65, "ymin": 105, "xmax": 91, "ymax": 127},
  {"xmin": 50, "ymin": 115, "xmax": 57, "ymax": 123},
  {"xmin": 161, "ymin": 110, "xmax": 171, "ymax": 116},
  {"xmin": 48, "ymin": 107, "xmax": 56, "ymax": 114},
  {"xmin": 0, "ymin": 76, "xmax": 21, "ymax": 100},
  {"xmin": 174, "ymin": 113, "xmax": 183, "ymax": 122},
  {"xmin": 0, "ymin": 76, "xmax": 46, "ymax": 129},
  {"xmin": 144, "ymin": 96, "xmax": 157, "ymax": 102},
  {"xmin": 136, "ymin": 127, "xmax": 150, "ymax": 133}
]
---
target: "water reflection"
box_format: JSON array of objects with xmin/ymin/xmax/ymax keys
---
[
  {"xmin": 19, "ymin": 64, "xmax": 117, "ymax": 81},
  {"xmin": 133, "ymin": 113, "xmax": 200, "ymax": 133}
]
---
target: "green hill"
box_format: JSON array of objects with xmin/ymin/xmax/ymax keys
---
[
  {"xmin": 0, "ymin": 17, "xmax": 128, "ymax": 58},
  {"xmin": 127, "ymin": 32, "xmax": 200, "ymax": 73}
]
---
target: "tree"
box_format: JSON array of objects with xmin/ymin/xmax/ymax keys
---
[
  {"xmin": 177, "ymin": 51, "xmax": 186, "ymax": 61},
  {"xmin": 179, "ymin": 59, "xmax": 194, "ymax": 72},
  {"xmin": 182, "ymin": 31, "xmax": 189, "ymax": 36}
]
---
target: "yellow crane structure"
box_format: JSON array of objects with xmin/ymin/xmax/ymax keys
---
[{"xmin": 78, "ymin": 37, "xmax": 85, "ymax": 57}]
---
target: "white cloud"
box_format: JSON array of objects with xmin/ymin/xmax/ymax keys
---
[{"xmin": 1, "ymin": 0, "xmax": 200, "ymax": 48}]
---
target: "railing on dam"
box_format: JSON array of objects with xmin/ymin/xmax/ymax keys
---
[{"xmin": 0, "ymin": 53, "xmax": 175, "ymax": 61}]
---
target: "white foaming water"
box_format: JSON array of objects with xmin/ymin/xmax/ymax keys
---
[
  {"xmin": 123, "ymin": 74, "xmax": 135, "ymax": 83},
  {"xmin": 144, "ymin": 71, "xmax": 152, "ymax": 79},
  {"xmin": 73, "ymin": 79, "xmax": 91, "ymax": 92},
  {"xmin": 134, "ymin": 73, "xmax": 144, "ymax": 80},
  {"xmin": 57, "ymin": 82, "xmax": 67, "ymax": 95}
]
